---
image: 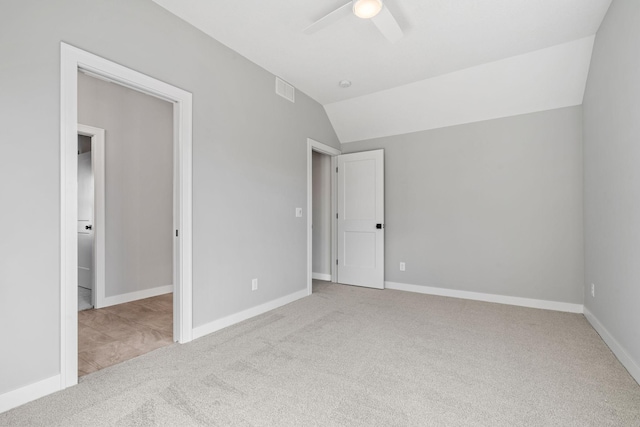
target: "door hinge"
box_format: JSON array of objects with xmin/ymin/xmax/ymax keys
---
[
  {"xmin": 176, "ymin": 230, "xmax": 179, "ymax": 237},
  {"xmin": 336, "ymin": 213, "xmax": 338, "ymax": 219},
  {"xmin": 336, "ymin": 259, "xmax": 338, "ymax": 265},
  {"xmin": 336, "ymin": 167, "xmax": 338, "ymax": 173}
]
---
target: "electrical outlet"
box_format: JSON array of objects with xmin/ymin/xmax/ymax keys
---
[
  {"xmin": 591, "ymin": 283, "xmax": 595, "ymax": 297},
  {"xmin": 400, "ymin": 262, "xmax": 406, "ymax": 271},
  {"xmin": 252, "ymin": 278, "xmax": 258, "ymax": 291}
]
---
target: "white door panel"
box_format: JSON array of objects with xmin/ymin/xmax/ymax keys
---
[
  {"xmin": 344, "ymin": 231, "xmax": 376, "ymax": 268},
  {"xmin": 337, "ymin": 150, "xmax": 384, "ymax": 289},
  {"xmin": 343, "ymin": 159, "xmax": 377, "ymax": 220},
  {"xmin": 77, "ymin": 220, "xmax": 91, "ymax": 234},
  {"xmin": 78, "ymin": 235, "xmax": 93, "ymax": 267},
  {"xmin": 77, "ymin": 150, "xmax": 94, "ymax": 291}
]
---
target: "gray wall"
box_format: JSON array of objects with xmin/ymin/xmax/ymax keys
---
[
  {"xmin": 312, "ymin": 151, "xmax": 332, "ymax": 277},
  {"xmin": 343, "ymin": 106, "xmax": 584, "ymax": 303},
  {"xmin": 583, "ymin": 0, "xmax": 640, "ymax": 373},
  {"xmin": 0, "ymin": 0, "xmax": 338, "ymax": 395},
  {"xmin": 78, "ymin": 72, "xmax": 173, "ymax": 298}
]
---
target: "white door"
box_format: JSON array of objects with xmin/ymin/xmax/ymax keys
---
[
  {"xmin": 78, "ymin": 150, "xmax": 94, "ymax": 291},
  {"xmin": 337, "ymin": 149, "xmax": 384, "ymax": 289}
]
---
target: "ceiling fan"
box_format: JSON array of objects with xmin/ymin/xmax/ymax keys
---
[{"xmin": 303, "ymin": 0, "xmax": 404, "ymax": 43}]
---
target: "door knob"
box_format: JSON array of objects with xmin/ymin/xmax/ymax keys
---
[
  {"xmin": 376, "ymin": 223, "xmax": 383, "ymax": 229},
  {"xmin": 85, "ymin": 225, "xmax": 92, "ymax": 230}
]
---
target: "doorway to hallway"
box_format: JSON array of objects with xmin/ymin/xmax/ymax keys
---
[
  {"xmin": 75, "ymin": 70, "xmax": 175, "ymax": 376},
  {"xmin": 307, "ymin": 139, "xmax": 386, "ymax": 293},
  {"xmin": 60, "ymin": 42, "xmax": 193, "ymax": 389}
]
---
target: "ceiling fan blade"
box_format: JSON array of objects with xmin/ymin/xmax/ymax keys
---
[
  {"xmin": 370, "ymin": 5, "xmax": 403, "ymax": 43},
  {"xmin": 303, "ymin": 2, "xmax": 352, "ymax": 35}
]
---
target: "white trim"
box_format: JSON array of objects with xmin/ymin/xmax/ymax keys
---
[
  {"xmin": 100, "ymin": 285, "xmax": 173, "ymax": 308},
  {"xmin": 584, "ymin": 307, "xmax": 640, "ymax": 385},
  {"xmin": 312, "ymin": 273, "xmax": 332, "ymax": 281},
  {"xmin": 192, "ymin": 289, "xmax": 308, "ymax": 339},
  {"xmin": 330, "ymin": 155, "xmax": 338, "ymax": 284},
  {"xmin": 60, "ymin": 42, "xmax": 77, "ymax": 391},
  {"xmin": 61, "ymin": 42, "xmax": 193, "ymax": 392},
  {"xmin": 172, "ymin": 78, "xmax": 194, "ymax": 345},
  {"xmin": 0, "ymin": 375, "xmax": 61, "ymax": 414},
  {"xmin": 307, "ymin": 138, "xmax": 341, "ymax": 296},
  {"xmin": 385, "ymin": 281, "xmax": 584, "ymax": 313},
  {"xmin": 77, "ymin": 124, "xmax": 105, "ymax": 309}
]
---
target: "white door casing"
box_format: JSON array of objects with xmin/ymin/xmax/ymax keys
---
[
  {"xmin": 61, "ymin": 43, "xmax": 193, "ymax": 390},
  {"xmin": 337, "ymin": 150, "xmax": 384, "ymax": 289}
]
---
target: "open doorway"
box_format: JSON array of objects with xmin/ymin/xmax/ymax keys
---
[
  {"xmin": 61, "ymin": 43, "xmax": 193, "ymax": 390},
  {"xmin": 75, "ymin": 71, "xmax": 175, "ymax": 376},
  {"xmin": 307, "ymin": 139, "xmax": 386, "ymax": 293},
  {"xmin": 307, "ymin": 139, "xmax": 341, "ymax": 295},
  {"xmin": 77, "ymin": 133, "xmax": 94, "ymax": 311},
  {"xmin": 77, "ymin": 124, "xmax": 105, "ymax": 311},
  {"xmin": 312, "ymin": 151, "xmax": 333, "ymax": 282}
]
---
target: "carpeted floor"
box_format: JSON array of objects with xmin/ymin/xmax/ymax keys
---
[{"xmin": 2, "ymin": 281, "xmax": 640, "ymax": 426}]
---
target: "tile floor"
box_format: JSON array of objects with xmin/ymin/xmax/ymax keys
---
[
  {"xmin": 78, "ymin": 293, "xmax": 173, "ymax": 376},
  {"xmin": 78, "ymin": 287, "xmax": 93, "ymax": 311}
]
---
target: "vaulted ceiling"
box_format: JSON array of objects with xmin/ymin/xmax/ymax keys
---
[{"xmin": 152, "ymin": 0, "xmax": 612, "ymax": 142}]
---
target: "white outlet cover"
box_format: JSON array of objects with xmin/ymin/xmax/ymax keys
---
[{"xmin": 296, "ymin": 208, "xmax": 303, "ymax": 217}]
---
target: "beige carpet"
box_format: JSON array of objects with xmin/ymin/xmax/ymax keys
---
[{"xmin": 2, "ymin": 281, "xmax": 640, "ymax": 426}]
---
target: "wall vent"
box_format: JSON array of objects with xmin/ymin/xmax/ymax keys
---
[{"xmin": 275, "ymin": 77, "xmax": 295, "ymax": 103}]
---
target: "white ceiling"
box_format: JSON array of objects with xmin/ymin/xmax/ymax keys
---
[
  {"xmin": 152, "ymin": 0, "xmax": 611, "ymax": 142},
  {"xmin": 153, "ymin": 0, "xmax": 610, "ymax": 104},
  {"xmin": 327, "ymin": 36, "xmax": 595, "ymax": 142}
]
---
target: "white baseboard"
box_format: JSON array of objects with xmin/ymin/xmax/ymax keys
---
[
  {"xmin": 385, "ymin": 281, "xmax": 584, "ymax": 313},
  {"xmin": 312, "ymin": 272, "xmax": 331, "ymax": 281},
  {"xmin": 584, "ymin": 307, "xmax": 640, "ymax": 385},
  {"xmin": 0, "ymin": 375, "xmax": 61, "ymax": 414},
  {"xmin": 193, "ymin": 289, "xmax": 308, "ymax": 340},
  {"xmin": 100, "ymin": 285, "xmax": 173, "ymax": 308}
]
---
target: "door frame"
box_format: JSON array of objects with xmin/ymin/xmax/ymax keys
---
[
  {"xmin": 60, "ymin": 42, "xmax": 193, "ymax": 389},
  {"xmin": 77, "ymin": 124, "xmax": 105, "ymax": 309},
  {"xmin": 306, "ymin": 138, "xmax": 341, "ymax": 295}
]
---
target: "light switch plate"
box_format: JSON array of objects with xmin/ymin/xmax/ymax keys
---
[{"xmin": 296, "ymin": 208, "xmax": 303, "ymax": 217}]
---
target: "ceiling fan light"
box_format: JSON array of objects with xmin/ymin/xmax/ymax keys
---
[{"xmin": 353, "ymin": 0, "xmax": 383, "ymax": 19}]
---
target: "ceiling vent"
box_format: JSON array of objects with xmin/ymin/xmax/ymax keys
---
[{"xmin": 275, "ymin": 77, "xmax": 295, "ymax": 103}]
